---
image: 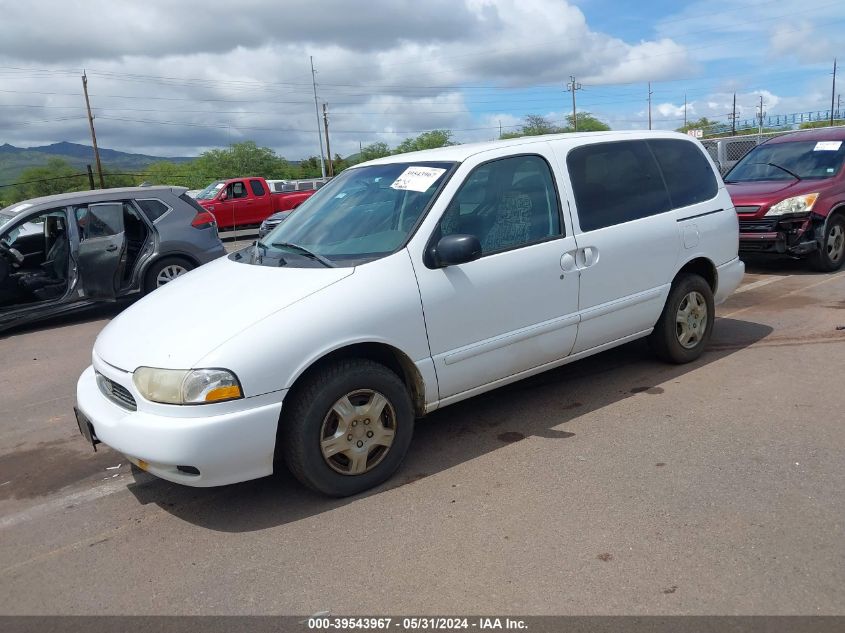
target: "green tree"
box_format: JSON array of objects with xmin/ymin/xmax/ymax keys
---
[
  {"xmin": 394, "ymin": 130, "xmax": 455, "ymax": 154},
  {"xmin": 676, "ymin": 117, "xmax": 715, "ymax": 134},
  {"xmin": 102, "ymin": 166, "xmax": 136, "ymax": 189},
  {"xmin": 360, "ymin": 142, "xmax": 392, "ymax": 162},
  {"xmin": 193, "ymin": 141, "xmax": 294, "ymax": 183},
  {"xmin": 10, "ymin": 158, "xmax": 88, "ymax": 203},
  {"xmin": 296, "ymin": 157, "xmax": 323, "ymax": 178},
  {"xmin": 566, "ymin": 112, "xmax": 611, "ymax": 132},
  {"xmin": 501, "ymin": 114, "xmax": 566, "ymax": 139},
  {"xmin": 331, "ymin": 153, "xmax": 350, "ymax": 174},
  {"xmin": 138, "ymin": 160, "xmax": 205, "ymax": 189}
]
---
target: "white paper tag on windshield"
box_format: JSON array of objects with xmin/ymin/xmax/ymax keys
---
[
  {"xmin": 390, "ymin": 166, "xmax": 446, "ymax": 192},
  {"xmin": 813, "ymin": 141, "xmax": 842, "ymax": 151}
]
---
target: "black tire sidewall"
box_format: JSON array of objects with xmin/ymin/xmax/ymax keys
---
[
  {"xmin": 652, "ymin": 274, "xmax": 715, "ymax": 364},
  {"xmin": 282, "ymin": 361, "xmax": 414, "ymax": 497}
]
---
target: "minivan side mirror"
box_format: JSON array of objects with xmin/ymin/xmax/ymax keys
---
[{"xmin": 433, "ymin": 234, "xmax": 482, "ymax": 267}]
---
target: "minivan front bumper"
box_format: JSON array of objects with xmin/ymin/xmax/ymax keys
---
[{"xmin": 75, "ymin": 363, "xmax": 284, "ymax": 487}]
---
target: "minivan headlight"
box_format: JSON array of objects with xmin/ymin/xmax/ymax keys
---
[
  {"xmin": 133, "ymin": 367, "xmax": 243, "ymax": 405},
  {"xmin": 765, "ymin": 193, "xmax": 819, "ymax": 216}
]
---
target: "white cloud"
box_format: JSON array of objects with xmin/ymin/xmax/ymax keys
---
[{"xmin": 0, "ymin": 0, "xmax": 692, "ymax": 161}]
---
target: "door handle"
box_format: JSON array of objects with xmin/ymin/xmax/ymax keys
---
[
  {"xmin": 105, "ymin": 244, "xmax": 118, "ymax": 252},
  {"xmin": 575, "ymin": 246, "xmax": 599, "ymax": 269}
]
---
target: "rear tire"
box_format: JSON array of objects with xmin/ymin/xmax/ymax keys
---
[
  {"xmin": 810, "ymin": 214, "xmax": 845, "ymax": 272},
  {"xmin": 143, "ymin": 256, "xmax": 195, "ymax": 294},
  {"xmin": 649, "ymin": 273, "xmax": 715, "ymax": 364},
  {"xmin": 280, "ymin": 359, "xmax": 414, "ymax": 497}
]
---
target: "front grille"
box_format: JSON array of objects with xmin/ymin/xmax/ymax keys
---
[
  {"xmin": 735, "ymin": 205, "xmax": 760, "ymax": 215},
  {"xmin": 97, "ymin": 373, "xmax": 137, "ymax": 411},
  {"xmin": 739, "ymin": 218, "xmax": 779, "ymax": 232}
]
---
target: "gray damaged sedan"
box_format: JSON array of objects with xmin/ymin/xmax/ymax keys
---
[
  {"xmin": 0, "ymin": 186, "xmax": 226, "ymax": 332},
  {"xmin": 257, "ymin": 209, "xmax": 296, "ymax": 239}
]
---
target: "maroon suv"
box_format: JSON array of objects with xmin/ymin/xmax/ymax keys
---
[{"xmin": 725, "ymin": 128, "xmax": 845, "ymax": 271}]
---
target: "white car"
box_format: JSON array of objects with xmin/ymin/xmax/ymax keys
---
[{"xmin": 75, "ymin": 131, "xmax": 743, "ymax": 496}]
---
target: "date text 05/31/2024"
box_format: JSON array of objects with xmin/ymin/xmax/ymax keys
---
[{"xmin": 307, "ymin": 617, "xmax": 528, "ymax": 630}]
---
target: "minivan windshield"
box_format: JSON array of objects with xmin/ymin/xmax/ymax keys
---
[
  {"xmin": 725, "ymin": 140, "xmax": 845, "ymax": 182},
  {"xmin": 257, "ymin": 161, "xmax": 454, "ymax": 266},
  {"xmin": 195, "ymin": 181, "xmax": 226, "ymax": 200}
]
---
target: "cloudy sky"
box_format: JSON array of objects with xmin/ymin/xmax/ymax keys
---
[{"xmin": 0, "ymin": 0, "xmax": 842, "ymax": 166}]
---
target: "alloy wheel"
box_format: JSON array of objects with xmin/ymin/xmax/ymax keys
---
[
  {"xmin": 156, "ymin": 264, "xmax": 189, "ymax": 287},
  {"xmin": 826, "ymin": 223, "xmax": 844, "ymax": 264}
]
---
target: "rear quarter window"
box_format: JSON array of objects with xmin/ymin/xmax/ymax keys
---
[
  {"xmin": 135, "ymin": 198, "xmax": 170, "ymax": 222},
  {"xmin": 648, "ymin": 139, "xmax": 718, "ymax": 208}
]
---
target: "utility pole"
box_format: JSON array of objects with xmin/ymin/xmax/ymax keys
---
[
  {"xmin": 566, "ymin": 76, "xmax": 581, "ymax": 131},
  {"xmin": 731, "ymin": 92, "xmax": 737, "ymax": 136},
  {"xmin": 683, "ymin": 93, "xmax": 687, "ymax": 129},
  {"xmin": 81, "ymin": 71, "xmax": 105, "ymax": 189},
  {"xmin": 647, "ymin": 82, "xmax": 653, "ymax": 130},
  {"xmin": 86, "ymin": 164, "xmax": 95, "ymax": 190},
  {"xmin": 322, "ymin": 103, "xmax": 333, "ymax": 178},
  {"xmin": 310, "ymin": 56, "xmax": 326, "ymax": 179},
  {"xmin": 498, "ymin": 119, "xmax": 502, "ymax": 138},
  {"xmin": 757, "ymin": 95, "xmax": 765, "ymax": 141},
  {"xmin": 837, "ymin": 94, "xmax": 842, "ymax": 121},
  {"xmin": 831, "ymin": 58, "xmax": 838, "ymax": 126}
]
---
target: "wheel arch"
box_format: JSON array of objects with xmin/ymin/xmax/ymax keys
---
[
  {"xmin": 674, "ymin": 256, "xmax": 717, "ymax": 294},
  {"xmin": 285, "ymin": 342, "xmax": 428, "ymax": 418},
  {"xmin": 140, "ymin": 251, "xmax": 200, "ymax": 277},
  {"xmin": 140, "ymin": 252, "xmax": 200, "ymax": 292},
  {"xmin": 826, "ymin": 203, "xmax": 845, "ymax": 221}
]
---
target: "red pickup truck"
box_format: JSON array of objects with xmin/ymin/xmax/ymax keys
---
[{"xmin": 193, "ymin": 177, "xmax": 319, "ymax": 230}]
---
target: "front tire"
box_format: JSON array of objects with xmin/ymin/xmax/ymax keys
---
[
  {"xmin": 280, "ymin": 359, "xmax": 414, "ymax": 496},
  {"xmin": 649, "ymin": 273, "xmax": 715, "ymax": 364},
  {"xmin": 811, "ymin": 215, "xmax": 845, "ymax": 272}
]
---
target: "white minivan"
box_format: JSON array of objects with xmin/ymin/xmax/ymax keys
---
[{"xmin": 75, "ymin": 131, "xmax": 744, "ymax": 496}]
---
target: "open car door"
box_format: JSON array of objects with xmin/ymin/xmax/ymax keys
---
[{"xmin": 77, "ymin": 202, "xmax": 126, "ymax": 300}]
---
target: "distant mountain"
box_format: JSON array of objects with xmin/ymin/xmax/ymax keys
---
[{"xmin": 0, "ymin": 142, "xmax": 194, "ymax": 184}]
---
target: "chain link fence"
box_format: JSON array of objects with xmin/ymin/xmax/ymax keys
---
[{"xmin": 701, "ymin": 125, "xmax": 845, "ymax": 176}]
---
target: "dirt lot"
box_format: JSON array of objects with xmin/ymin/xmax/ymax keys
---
[{"xmin": 0, "ymin": 258, "xmax": 843, "ymax": 615}]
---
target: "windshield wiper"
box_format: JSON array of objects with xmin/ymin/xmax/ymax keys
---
[
  {"xmin": 752, "ymin": 162, "xmax": 802, "ymax": 181},
  {"xmin": 269, "ymin": 241, "xmax": 336, "ymax": 268}
]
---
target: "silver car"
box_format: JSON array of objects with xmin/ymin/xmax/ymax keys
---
[
  {"xmin": 0, "ymin": 186, "xmax": 225, "ymax": 332},
  {"xmin": 258, "ymin": 209, "xmax": 294, "ymax": 238}
]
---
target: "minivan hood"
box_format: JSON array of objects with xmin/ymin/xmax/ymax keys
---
[{"xmin": 95, "ymin": 254, "xmax": 353, "ymax": 371}]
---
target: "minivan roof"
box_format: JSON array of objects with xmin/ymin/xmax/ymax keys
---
[
  {"xmin": 1, "ymin": 186, "xmax": 188, "ymax": 212},
  {"xmin": 358, "ymin": 129, "xmax": 700, "ymax": 167}
]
